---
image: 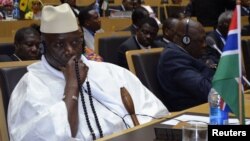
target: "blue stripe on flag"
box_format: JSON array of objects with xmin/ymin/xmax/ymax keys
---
[{"xmin": 223, "ymin": 34, "xmax": 238, "ymax": 51}]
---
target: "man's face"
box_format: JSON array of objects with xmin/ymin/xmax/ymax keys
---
[
  {"xmin": 136, "ymin": 23, "xmax": 158, "ymax": 47},
  {"xmin": 86, "ymin": 10, "xmax": 101, "ymax": 32},
  {"xmin": 43, "ymin": 31, "xmax": 83, "ymax": 69},
  {"xmin": 15, "ymin": 33, "xmax": 40, "ymax": 60},
  {"xmin": 32, "ymin": 0, "xmax": 42, "ymax": 13},
  {"xmin": 187, "ymin": 28, "xmax": 206, "ymax": 59}
]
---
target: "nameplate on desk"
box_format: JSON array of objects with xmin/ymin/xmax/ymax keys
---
[{"xmin": 109, "ymin": 11, "xmax": 132, "ymax": 18}]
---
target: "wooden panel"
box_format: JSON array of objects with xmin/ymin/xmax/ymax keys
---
[
  {"xmin": 100, "ymin": 17, "xmax": 132, "ymax": 32},
  {"xmin": 144, "ymin": 0, "xmax": 161, "ymax": 6},
  {"xmin": 242, "ymin": 16, "xmax": 249, "ymax": 27},
  {"xmin": 0, "ymin": 20, "xmax": 40, "ymax": 43}
]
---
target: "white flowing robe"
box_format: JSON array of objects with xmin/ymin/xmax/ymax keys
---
[{"xmin": 8, "ymin": 55, "xmax": 169, "ymax": 141}]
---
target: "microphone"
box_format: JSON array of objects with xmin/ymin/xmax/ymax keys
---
[
  {"xmin": 206, "ymin": 36, "xmax": 222, "ymax": 54},
  {"xmin": 206, "ymin": 37, "xmax": 250, "ymax": 87}
]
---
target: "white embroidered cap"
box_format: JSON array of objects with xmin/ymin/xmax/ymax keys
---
[{"xmin": 40, "ymin": 3, "xmax": 78, "ymax": 33}]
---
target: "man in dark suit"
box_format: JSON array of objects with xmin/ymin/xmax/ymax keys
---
[
  {"xmin": 118, "ymin": 17, "xmax": 163, "ymax": 69},
  {"xmin": 157, "ymin": 18, "xmax": 214, "ymax": 111},
  {"xmin": 184, "ymin": 0, "xmax": 235, "ymax": 27},
  {"xmin": 241, "ymin": 0, "xmax": 250, "ymax": 16},
  {"xmin": 203, "ymin": 11, "xmax": 232, "ymax": 65},
  {"xmin": 0, "ymin": 27, "xmax": 41, "ymax": 62}
]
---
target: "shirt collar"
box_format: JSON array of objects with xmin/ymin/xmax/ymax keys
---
[
  {"xmin": 135, "ymin": 36, "xmax": 151, "ymax": 49},
  {"xmin": 163, "ymin": 37, "xmax": 171, "ymax": 43}
]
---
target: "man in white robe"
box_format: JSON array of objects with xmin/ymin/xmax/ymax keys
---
[{"xmin": 7, "ymin": 3, "xmax": 169, "ymax": 141}]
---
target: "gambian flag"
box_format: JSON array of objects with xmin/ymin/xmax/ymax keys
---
[
  {"xmin": 19, "ymin": 0, "xmax": 29, "ymax": 12},
  {"xmin": 212, "ymin": 4, "xmax": 245, "ymax": 124}
]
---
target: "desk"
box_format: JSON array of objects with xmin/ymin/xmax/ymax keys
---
[{"xmin": 97, "ymin": 94, "xmax": 250, "ymax": 141}]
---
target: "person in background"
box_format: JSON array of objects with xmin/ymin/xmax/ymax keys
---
[
  {"xmin": 122, "ymin": 5, "xmax": 161, "ymax": 34},
  {"xmin": 184, "ymin": 0, "xmax": 235, "ymax": 27},
  {"xmin": 25, "ymin": 0, "xmax": 43, "ymax": 19},
  {"xmin": 121, "ymin": 6, "xmax": 149, "ymax": 34},
  {"xmin": 118, "ymin": 17, "xmax": 163, "ymax": 69},
  {"xmin": 78, "ymin": 6, "xmax": 103, "ymax": 51},
  {"xmin": 120, "ymin": 0, "xmax": 142, "ymax": 11},
  {"xmin": 160, "ymin": 18, "xmax": 179, "ymax": 46},
  {"xmin": 8, "ymin": 3, "xmax": 169, "ymax": 141},
  {"xmin": 157, "ymin": 18, "xmax": 214, "ymax": 111},
  {"xmin": 78, "ymin": 28, "xmax": 103, "ymax": 62},
  {"xmin": 203, "ymin": 11, "xmax": 233, "ymax": 65},
  {"xmin": 0, "ymin": 2, "xmax": 5, "ymax": 19},
  {"xmin": 1, "ymin": 0, "xmax": 13, "ymax": 20},
  {"xmin": 241, "ymin": 0, "xmax": 250, "ymax": 16},
  {"xmin": 0, "ymin": 26, "xmax": 41, "ymax": 62},
  {"xmin": 60, "ymin": 0, "xmax": 79, "ymax": 16}
]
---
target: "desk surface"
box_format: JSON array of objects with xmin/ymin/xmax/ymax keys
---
[{"xmin": 97, "ymin": 94, "xmax": 250, "ymax": 141}]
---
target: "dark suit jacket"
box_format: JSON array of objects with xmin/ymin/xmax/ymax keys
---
[
  {"xmin": 117, "ymin": 36, "xmax": 164, "ymax": 69},
  {"xmin": 242, "ymin": 25, "xmax": 250, "ymax": 36},
  {"xmin": 185, "ymin": 0, "xmax": 235, "ymax": 27},
  {"xmin": 241, "ymin": 6, "xmax": 250, "ymax": 16},
  {"xmin": 157, "ymin": 43, "xmax": 214, "ymax": 111},
  {"xmin": 203, "ymin": 30, "xmax": 225, "ymax": 65}
]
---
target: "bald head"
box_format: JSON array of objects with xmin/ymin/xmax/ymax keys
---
[
  {"xmin": 173, "ymin": 18, "xmax": 206, "ymax": 58},
  {"xmin": 162, "ymin": 18, "xmax": 179, "ymax": 41}
]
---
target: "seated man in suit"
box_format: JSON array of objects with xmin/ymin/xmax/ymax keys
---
[
  {"xmin": 0, "ymin": 26, "xmax": 41, "ymax": 62},
  {"xmin": 8, "ymin": 4, "xmax": 169, "ymax": 141},
  {"xmin": 78, "ymin": 6, "xmax": 103, "ymax": 51},
  {"xmin": 157, "ymin": 18, "xmax": 214, "ymax": 111},
  {"xmin": 184, "ymin": 0, "xmax": 235, "ymax": 27},
  {"xmin": 118, "ymin": 17, "xmax": 163, "ymax": 69},
  {"xmin": 203, "ymin": 11, "xmax": 232, "ymax": 65},
  {"xmin": 241, "ymin": 0, "xmax": 250, "ymax": 16}
]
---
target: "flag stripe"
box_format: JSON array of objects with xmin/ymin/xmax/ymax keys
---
[
  {"xmin": 212, "ymin": 55, "xmax": 239, "ymax": 81},
  {"xmin": 221, "ymin": 50, "xmax": 238, "ymax": 56},
  {"xmin": 223, "ymin": 34, "xmax": 238, "ymax": 52}
]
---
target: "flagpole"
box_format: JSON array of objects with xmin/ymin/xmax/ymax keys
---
[{"xmin": 236, "ymin": 0, "xmax": 244, "ymax": 125}]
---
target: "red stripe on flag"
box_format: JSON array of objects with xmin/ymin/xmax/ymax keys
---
[{"xmin": 229, "ymin": 9, "xmax": 237, "ymax": 30}]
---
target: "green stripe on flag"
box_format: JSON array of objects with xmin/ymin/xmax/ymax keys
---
[{"xmin": 212, "ymin": 54, "xmax": 239, "ymax": 81}]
